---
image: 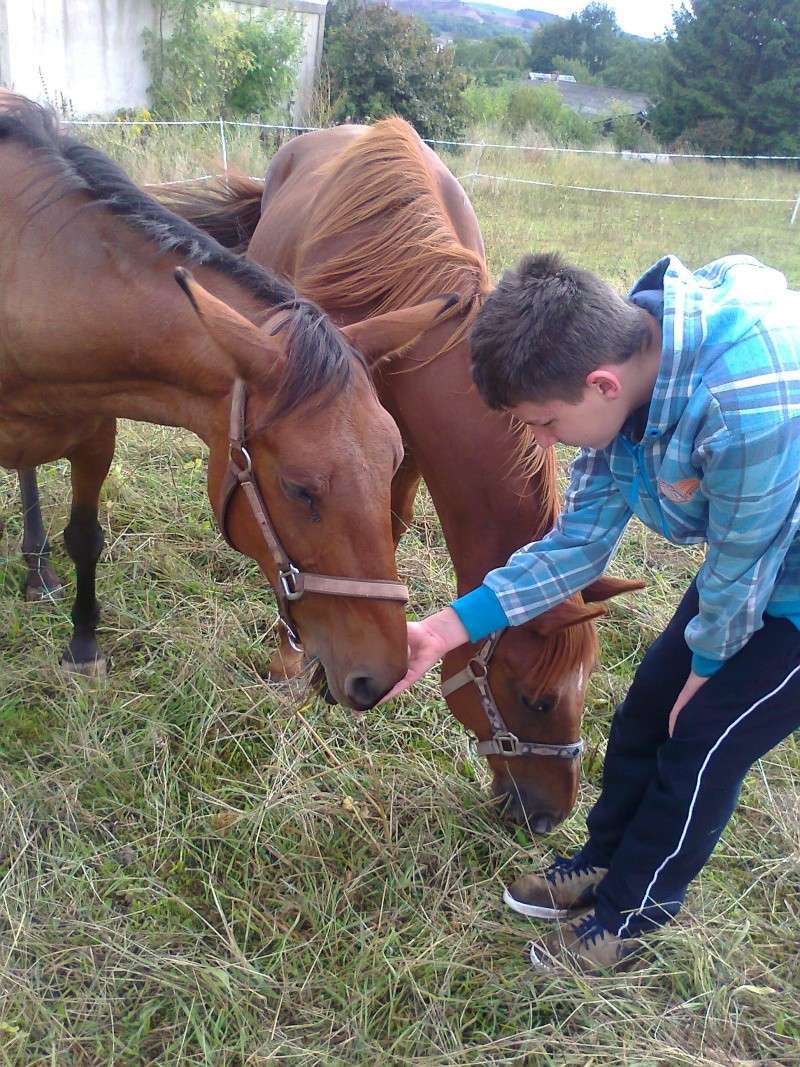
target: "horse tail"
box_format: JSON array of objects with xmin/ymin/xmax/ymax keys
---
[{"xmin": 151, "ymin": 173, "xmax": 264, "ymax": 253}]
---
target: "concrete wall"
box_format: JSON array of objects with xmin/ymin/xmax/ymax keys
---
[
  {"xmin": 223, "ymin": 0, "xmax": 327, "ymax": 120},
  {"xmin": 0, "ymin": 0, "xmax": 326, "ymax": 120},
  {"xmin": 0, "ymin": 0, "xmax": 158, "ymax": 114}
]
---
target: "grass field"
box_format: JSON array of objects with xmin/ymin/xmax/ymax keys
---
[{"xmin": 1, "ymin": 123, "xmax": 799, "ymax": 1065}]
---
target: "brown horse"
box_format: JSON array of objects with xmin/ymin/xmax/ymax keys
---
[
  {"xmin": 155, "ymin": 118, "xmax": 642, "ymax": 829},
  {"xmin": 0, "ymin": 94, "xmax": 454, "ymax": 710}
]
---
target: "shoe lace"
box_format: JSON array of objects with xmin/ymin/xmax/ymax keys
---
[
  {"xmin": 573, "ymin": 912, "xmax": 607, "ymax": 948},
  {"xmin": 546, "ymin": 851, "xmax": 596, "ymax": 886}
]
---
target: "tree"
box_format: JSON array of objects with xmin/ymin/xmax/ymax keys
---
[
  {"xmin": 322, "ymin": 0, "xmax": 469, "ymax": 140},
  {"xmin": 600, "ymin": 37, "xmax": 666, "ymax": 98},
  {"xmin": 652, "ymin": 0, "xmax": 800, "ymax": 154},
  {"xmin": 529, "ymin": 3, "xmax": 620, "ymax": 75},
  {"xmin": 454, "ymin": 34, "xmax": 530, "ymax": 86}
]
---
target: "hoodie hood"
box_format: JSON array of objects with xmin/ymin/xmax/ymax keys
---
[{"xmin": 629, "ymin": 254, "xmax": 790, "ymax": 438}]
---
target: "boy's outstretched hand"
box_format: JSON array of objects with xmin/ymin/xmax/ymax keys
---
[{"xmin": 379, "ymin": 607, "xmax": 471, "ymax": 703}]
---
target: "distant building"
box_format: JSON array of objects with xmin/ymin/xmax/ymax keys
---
[
  {"xmin": 528, "ymin": 73, "xmax": 651, "ymax": 124},
  {"xmin": 0, "ymin": 0, "xmax": 327, "ymax": 121},
  {"xmin": 529, "ymin": 71, "xmax": 577, "ymax": 83}
]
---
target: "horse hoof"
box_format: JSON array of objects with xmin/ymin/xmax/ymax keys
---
[
  {"xmin": 60, "ymin": 655, "xmax": 108, "ymax": 679},
  {"xmin": 25, "ymin": 579, "xmax": 65, "ymax": 603}
]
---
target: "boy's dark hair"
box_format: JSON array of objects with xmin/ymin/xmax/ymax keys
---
[{"xmin": 470, "ymin": 252, "xmax": 653, "ymax": 408}]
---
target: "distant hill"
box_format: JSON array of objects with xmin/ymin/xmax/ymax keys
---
[{"xmin": 388, "ymin": 0, "xmax": 562, "ymax": 38}]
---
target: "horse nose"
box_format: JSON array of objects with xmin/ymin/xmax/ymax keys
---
[{"xmin": 344, "ymin": 670, "xmax": 384, "ymax": 710}]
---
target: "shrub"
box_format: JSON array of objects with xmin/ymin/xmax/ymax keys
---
[
  {"xmin": 143, "ymin": 0, "xmax": 302, "ymax": 118},
  {"xmin": 504, "ymin": 83, "xmax": 596, "ymax": 146}
]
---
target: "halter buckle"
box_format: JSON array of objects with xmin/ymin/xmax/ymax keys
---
[
  {"xmin": 279, "ymin": 564, "xmax": 303, "ymax": 601},
  {"xmin": 494, "ymin": 731, "xmax": 520, "ymax": 757}
]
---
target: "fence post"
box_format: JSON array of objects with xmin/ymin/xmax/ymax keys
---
[
  {"xmin": 218, "ymin": 116, "xmax": 229, "ymax": 186},
  {"xmin": 791, "ymin": 191, "xmax": 800, "ymax": 226},
  {"xmin": 461, "ymin": 140, "xmax": 486, "ymax": 190}
]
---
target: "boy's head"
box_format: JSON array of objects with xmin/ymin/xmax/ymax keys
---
[{"xmin": 470, "ymin": 252, "xmax": 659, "ymax": 450}]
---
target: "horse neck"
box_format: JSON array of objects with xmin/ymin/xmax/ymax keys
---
[
  {"xmin": 5, "ymin": 199, "xmax": 268, "ymax": 440},
  {"xmin": 381, "ymin": 331, "xmax": 558, "ymax": 593}
]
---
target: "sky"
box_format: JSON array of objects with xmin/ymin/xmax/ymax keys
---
[{"xmin": 490, "ymin": 1, "xmax": 685, "ymax": 39}]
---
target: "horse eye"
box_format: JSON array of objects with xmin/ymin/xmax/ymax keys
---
[
  {"xmin": 521, "ymin": 693, "xmax": 555, "ymax": 715},
  {"xmin": 281, "ymin": 479, "xmax": 316, "ymax": 509}
]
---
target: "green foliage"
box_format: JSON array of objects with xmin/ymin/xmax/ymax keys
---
[
  {"xmin": 463, "ymin": 82, "xmax": 512, "ymax": 125},
  {"xmin": 504, "ymin": 83, "xmax": 597, "ymax": 146},
  {"xmin": 653, "ymin": 0, "xmax": 800, "ymax": 156},
  {"xmin": 607, "ymin": 105, "xmax": 657, "ymax": 152},
  {"xmin": 143, "ymin": 0, "xmax": 302, "ymax": 118},
  {"xmin": 454, "ymin": 34, "xmax": 529, "ymax": 86},
  {"xmin": 322, "ymin": 0, "xmax": 469, "ymax": 140},
  {"xmin": 530, "ymin": 2, "xmax": 618, "ymax": 75},
  {"xmin": 550, "ymin": 55, "xmax": 599, "ymax": 85},
  {"xmin": 529, "ymin": 3, "xmax": 664, "ymax": 97},
  {"xmin": 600, "ymin": 37, "xmax": 666, "ymax": 97}
]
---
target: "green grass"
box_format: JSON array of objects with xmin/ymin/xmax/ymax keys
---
[{"xmin": 1, "ymin": 126, "xmax": 799, "ymax": 1065}]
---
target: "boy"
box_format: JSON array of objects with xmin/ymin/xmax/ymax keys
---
[{"xmin": 382, "ymin": 251, "xmax": 800, "ymax": 972}]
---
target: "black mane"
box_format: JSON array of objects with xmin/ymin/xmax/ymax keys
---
[{"xmin": 0, "ymin": 93, "xmax": 361, "ymax": 418}]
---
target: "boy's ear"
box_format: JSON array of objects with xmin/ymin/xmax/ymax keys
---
[{"xmin": 587, "ymin": 368, "xmax": 623, "ymax": 398}]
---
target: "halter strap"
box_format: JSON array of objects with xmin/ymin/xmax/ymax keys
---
[{"xmin": 216, "ymin": 380, "xmax": 409, "ymax": 650}]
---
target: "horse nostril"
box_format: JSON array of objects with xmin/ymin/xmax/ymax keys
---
[{"xmin": 344, "ymin": 672, "xmax": 381, "ymax": 710}]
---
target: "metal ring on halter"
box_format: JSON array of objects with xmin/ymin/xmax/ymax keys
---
[
  {"xmin": 279, "ymin": 564, "xmax": 303, "ymax": 601},
  {"xmin": 282, "ymin": 618, "xmax": 304, "ymax": 653},
  {"xmin": 230, "ymin": 443, "xmax": 253, "ymax": 473},
  {"xmin": 467, "ymin": 657, "xmax": 488, "ymax": 680}
]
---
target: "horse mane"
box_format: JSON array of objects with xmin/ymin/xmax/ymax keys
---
[
  {"xmin": 0, "ymin": 91, "xmax": 361, "ymax": 420},
  {"xmin": 298, "ymin": 117, "xmax": 490, "ymax": 358}
]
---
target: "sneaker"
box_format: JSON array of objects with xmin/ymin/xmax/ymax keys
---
[
  {"xmin": 528, "ymin": 909, "xmax": 641, "ymax": 973},
  {"xmin": 503, "ymin": 851, "xmax": 608, "ymax": 919}
]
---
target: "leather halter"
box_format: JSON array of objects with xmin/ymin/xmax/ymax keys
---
[
  {"xmin": 216, "ymin": 379, "xmax": 409, "ymax": 651},
  {"xmin": 441, "ymin": 631, "xmax": 585, "ymax": 760}
]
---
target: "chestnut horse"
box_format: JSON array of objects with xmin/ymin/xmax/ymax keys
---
[
  {"xmin": 152, "ymin": 118, "xmax": 641, "ymax": 829},
  {"xmin": 0, "ymin": 94, "xmax": 454, "ymax": 710}
]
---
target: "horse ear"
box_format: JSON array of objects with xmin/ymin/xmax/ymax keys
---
[
  {"xmin": 341, "ymin": 295, "xmax": 460, "ymax": 365},
  {"xmin": 174, "ymin": 267, "xmax": 282, "ymax": 380},
  {"xmin": 529, "ymin": 599, "xmax": 606, "ymax": 637},
  {"xmin": 581, "ymin": 575, "xmax": 645, "ymax": 603}
]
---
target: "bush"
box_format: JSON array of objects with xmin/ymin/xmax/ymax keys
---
[
  {"xmin": 463, "ymin": 83, "xmax": 512, "ymax": 126},
  {"xmin": 608, "ymin": 108, "xmax": 646, "ymax": 152},
  {"xmin": 504, "ymin": 83, "xmax": 596, "ymax": 146},
  {"xmin": 668, "ymin": 118, "xmax": 738, "ymax": 156},
  {"xmin": 143, "ymin": 0, "xmax": 302, "ymax": 118},
  {"xmin": 323, "ymin": 0, "xmax": 469, "ymax": 141}
]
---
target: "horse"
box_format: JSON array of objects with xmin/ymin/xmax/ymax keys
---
[
  {"xmin": 0, "ymin": 93, "xmax": 454, "ymax": 711},
  {"xmin": 151, "ymin": 118, "xmax": 642, "ymax": 829}
]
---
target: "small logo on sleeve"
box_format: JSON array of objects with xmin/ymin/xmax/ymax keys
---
[{"xmin": 658, "ymin": 477, "xmax": 701, "ymax": 503}]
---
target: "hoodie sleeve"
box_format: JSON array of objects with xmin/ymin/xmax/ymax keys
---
[
  {"xmin": 686, "ymin": 418, "xmax": 800, "ymax": 675},
  {"xmin": 452, "ymin": 447, "xmax": 633, "ymax": 642}
]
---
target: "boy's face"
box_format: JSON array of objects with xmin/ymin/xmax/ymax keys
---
[{"xmin": 510, "ymin": 369, "xmax": 629, "ymax": 450}]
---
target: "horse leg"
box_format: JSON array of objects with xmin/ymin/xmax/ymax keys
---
[
  {"xmin": 391, "ymin": 450, "xmax": 422, "ymax": 546},
  {"xmin": 60, "ymin": 419, "xmax": 116, "ymax": 677},
  {"xmin": 18, "ymin": 467, "xmax": 64, "ymax": 601}
]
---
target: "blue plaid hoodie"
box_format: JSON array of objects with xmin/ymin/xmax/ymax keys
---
[{"xmin": 453, "ymin": 255, "xmax": 800, "ymax": 676}]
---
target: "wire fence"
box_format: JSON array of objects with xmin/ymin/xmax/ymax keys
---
[{"xmin": 64, "ymin": 117, "xmax": 800, "ymax": 224}]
